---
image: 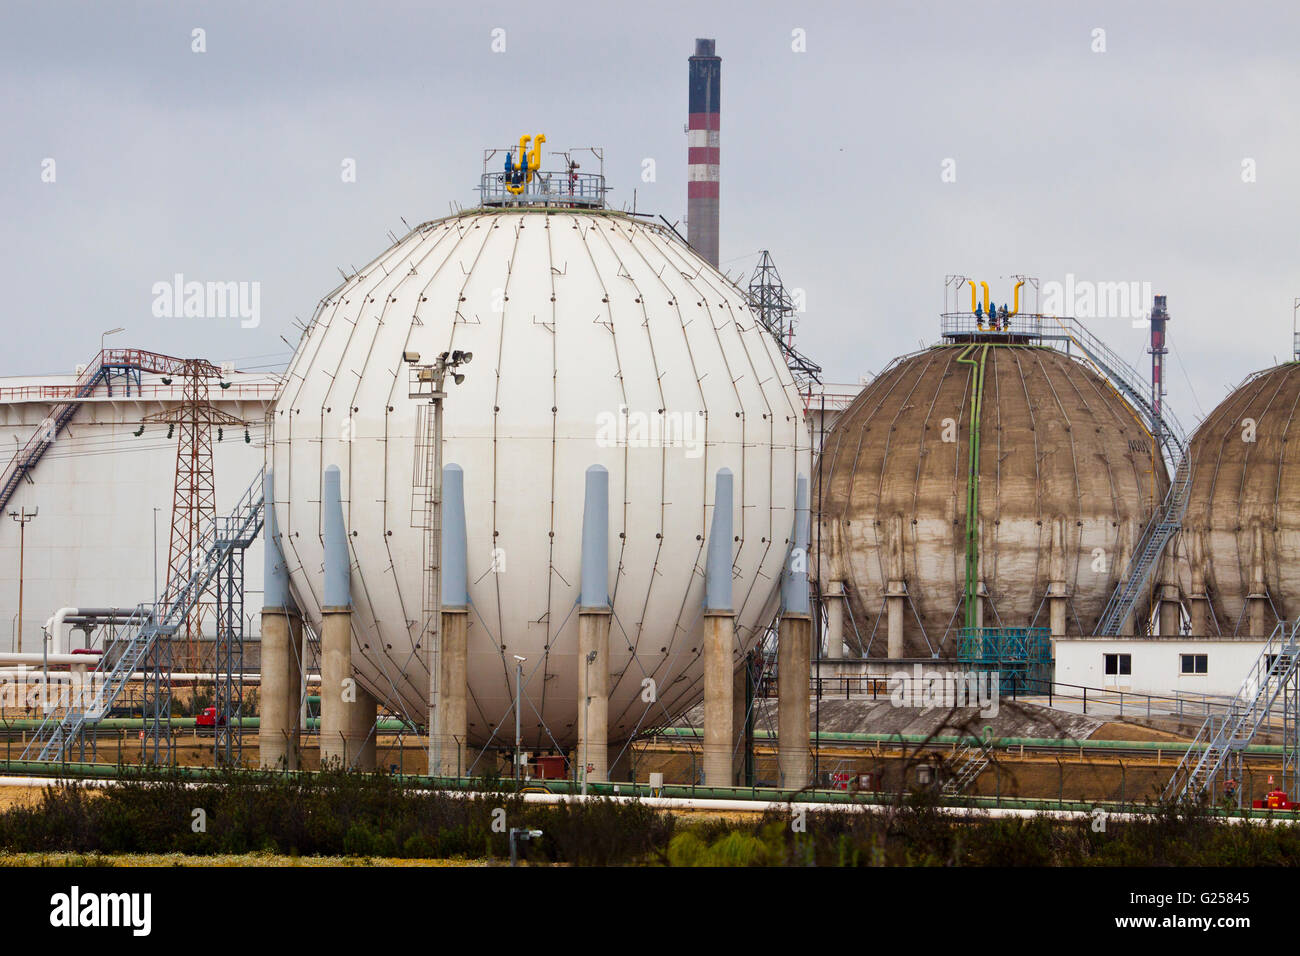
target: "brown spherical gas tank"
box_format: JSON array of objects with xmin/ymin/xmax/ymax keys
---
[
  {"xmin": 816, "ymin": 343, "xmax": 1168, "ymax": 657},
  {"xmin": 1180, "ymin": 362, "xmax": 1300, "ymax": 637}
]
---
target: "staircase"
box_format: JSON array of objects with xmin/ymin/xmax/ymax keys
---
[
  {"xmin": 942, "ymin": 737, "xmax": 995, "ymax": 796},
  {"xmin": 0, "ymin": 354, "xmax": 116, "ymax": 513},
  {"xmin": 0, "ymin": 348, "xmax": 223, "ymax": 515},
  {"xmin": 21, "ymin": 468, "xmax": 265, "ymax": 762},
  {"xmin": 1095, "ymin": 455, "xmax": 1192, "ymax": 635},
  {"xmin": 1040, "ymin": 316, "xmax": 1189, "ymax": 636},
  {"xmin": 1164, "ymin": 619, "xmax": 1300, "ymax": 804}
]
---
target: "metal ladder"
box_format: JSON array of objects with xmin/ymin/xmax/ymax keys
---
[
  {"xmin": 942, "ymin": 737, "xmax": 995, "ymax": 795},
  {"xmin": 21, "ymin": 468, "xmax": 265, "ymax": 762},
  {"xmin": 1164, "ymin": 619, "xmax": 1300, "ymax": 804}
]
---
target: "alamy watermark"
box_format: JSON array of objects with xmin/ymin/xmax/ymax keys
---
[
  {"xmin": 1041, "ymin": 273, "xmax": 1153, "ymax": 327},
  {"xmin": 888, "ymin": 664, "xmax": 999, "ymax": 718},
  {"xmin": 595, "ymin": 405, "xmax": 704, "ymax": 458},
  {"xmin": 151, "ymin": 273, "xmax": 260, "ymax": 328}
]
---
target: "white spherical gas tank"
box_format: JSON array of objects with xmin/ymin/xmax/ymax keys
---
[{"xmin": 270, "ymin": 209, "xmax": 807, "ymax": 749}]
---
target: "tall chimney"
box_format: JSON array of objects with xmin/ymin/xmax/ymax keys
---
[
  {"xmin": 687, "ymin": 38, "xmax": 720, "ymax": 268},
  {"xmin": 1149, "ymin": 294, "xmax": 1168, "ymax": 449}
]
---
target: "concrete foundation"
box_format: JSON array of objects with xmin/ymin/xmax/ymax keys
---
[
  {"xmin": 436, "ymin": 608, "xmax": 469, "ymax": 776},
  {"xmin": 703, "ymin": 610, "xmax": 735, "ymax": 787},
  {"xmin": 825, "ymin": 581, "xmax": 844, "ymax": 659},
  {"xmin": 258, "ymin": 607, "xmax": 302, "ymax": 770},
  {"xmin": 577, "ymin": 608, "xmax": 610, "ymax": 784},
  {"xmin": 319, "ymin": 607, "xmax": 352, "ymax": 768},
  {"xmin": 886, "ymin": 589, "xmax": 905, "ymax": 658},
  {"xmin": 777, "ymin": 614, "xmax": 811, "ymax": 789},
  {"xmin": 348, "ymin": 686, "xmax": 377, "ymax": 771}
]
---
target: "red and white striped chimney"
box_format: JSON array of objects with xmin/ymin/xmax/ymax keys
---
[{"xmin": 687, "ymin": 38, "xmax": 720, "ymax": 268}]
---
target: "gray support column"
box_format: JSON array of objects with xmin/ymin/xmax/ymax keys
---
[
  {"xmin": 260, "ymin": 469, "xmax": 302, "ymax": 770},
  {"xmin": 319, "ymin": 465, "xmax": 354, "ymax": 768},
  {"xmin": 778, "ymin": 474, "xmax": 811, "ymax": 790},
  {"xmin": 577, "ymin": 465, "xmax": 611, "ymax": 785},
  {"xmin": 434, "ymin": 463, "xmax": 470, "ymax": 776},
  {"xmin": 703, "ymin": 468, "xmax": 735, "ymax": 788},
  {"xmin": 825, "ymin": 581, "xmax": 844, "ymax": 659}
]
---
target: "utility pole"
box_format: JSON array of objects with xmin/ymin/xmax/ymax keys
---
[
  {"xmin": 9, "ymin": 506, "xmax": 37, "ymax": 655},
  {"xmin": 513, "ymin": 655, "xmax": 526, "ymax": 787},
  {"xmin": 583, "ymin": 649, "xmax": 596, "ymax": 796},
  {"xmin": 406, "ymin": 348, "xmax": 471, "ymax": 774}
]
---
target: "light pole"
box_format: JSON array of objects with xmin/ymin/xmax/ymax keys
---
[
  {"xmin": 405, "ymin": 348, "xmax": 471, "ymax": 774},
  {"xmin": 583, "ymin": 649, "xmax": 596, "ymax": 796},
  {"xmin": 152, "ymin": 506, "xmax": 159, "ymax": 609},
  {"xmin": 9, "ymin": 507, "xmax": 37, "ymax": 654},
  {"xmin": 513, "ymin": 654, "xmax": 526, "ymax": 786},
  {"xmin": 101, "ymin": 326, "xmax": 124, "ymax": 358}
]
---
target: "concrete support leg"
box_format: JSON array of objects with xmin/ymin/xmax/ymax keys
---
[
  {"xmin": 436, "ymin": 609, "xmax": 469, "ymax": 776},
  {"xmin": 732, "ymin": 655, "xmax": 750, "ymax": 786},
  {"xmin": 1248, "ymin": 595, "xmax": 1269, "ymax": 637},
  {"xmin": 1049, "ymin": 592, "xmax": 1067, "ymax": 640},
  {"xmin": 1158, "ymin": 584, "xmax": 1181, "ymax": 636},
  {"xmin": 886, "ymin": 591, "xmax": 905, "ymax": 659},
  {"xmin": 826, "ymin": 582, "xmax": 844, "ymax": 659},
  {"xmin": 259, "ymin": 608, "xmax": 302, "ymax": 770},
  {"xmin": 703, "ymin": 610, "xmax": 735, "ymax": 788},
  {"xmin": 778, "ymin": 614, "xmax": 812, "ymax": 790},
  {"xmin": 319, "ymin": 608, "xmax": 352, "ymax": 768},
  {"xmin": 349, "ymin": 686, "xmax": 377, "ymax": 771},
  {"xmin": 577, "ymin": 608, "xmax": 610, "ymax": 785},
  {"xmin": 1189, "ymin": 595, "xmax": 1209, "ymax": 637}
]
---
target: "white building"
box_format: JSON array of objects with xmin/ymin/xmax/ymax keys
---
[{"xmin": 1053, "ymin": 635, "xmax": 1266, "ymax": 699}]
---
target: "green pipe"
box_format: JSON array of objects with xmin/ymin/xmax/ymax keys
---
[
  {"xmin": 955, "ymin": 343, "xmax": 990, "ymax": 631},
  {"xmin": 655, "ymin": 726, "xmax": 1286, "ymax": 756}
]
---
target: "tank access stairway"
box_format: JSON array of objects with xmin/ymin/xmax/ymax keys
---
[
  {"xmin": 941, "ymin": 735, "xmax": 996, "ymax": 796},
  {"xmin": 0, "ymin": 349, "xmax": 224, "ymax": 515},
  {"xmin": 1039, "ymin": 316, "xmax": 1190, "ymax": 637},
  {"xmin": 1163, "ymin": 619, "xmax": 1300, "ymax": 806},
  {"xmin": 20, "ymin": 468, "xmax": 265, "ymax": 762}
]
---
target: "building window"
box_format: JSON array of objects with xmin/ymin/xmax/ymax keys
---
[
  {"xmin": 1104, "ymin": 653, "xmax": 1131, "ymax": 676},
  {"xmin": 1180, "ymin": 654, "xmax": 1208, "ymax": 675}
]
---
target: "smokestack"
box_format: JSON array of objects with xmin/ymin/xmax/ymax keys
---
[
  {"xmin": 687, "ymin": 38, "xmax": 720, "ymax": 268},
  {"xmin": 1149, "ymin": 294, "xmax": 1169, "ymax": 448}
]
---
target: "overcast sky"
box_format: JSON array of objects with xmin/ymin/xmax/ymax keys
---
[{"xmin": 2, "ymin": 0, "xmax": 1297, "ymax": 427}]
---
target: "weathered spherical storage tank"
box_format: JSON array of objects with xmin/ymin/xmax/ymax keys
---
[
  {"xmin": 1180, "ymin": 362, "xmax": 1300, "ymax": 636},
  {"xmin": 816, "ymin": 343, "xmax": 1168, "ymax": 656},
  {"xmin": 269, "ymin": 205, "xmax": 807, "ymax": 751}
]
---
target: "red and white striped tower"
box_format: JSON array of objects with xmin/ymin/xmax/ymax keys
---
[{"xmin": 687, "ymin": 38, "xmax": 721, "ymax": 268}]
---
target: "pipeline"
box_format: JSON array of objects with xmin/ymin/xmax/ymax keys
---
[
  {"xmin": 655, "ymin": 725, "xmax": 1287, "ymax": 756},
  {"xmin": 955, "ymin": 343, "xmax": 991, "ymax": 631},
  {"xmin": 0, "ymin": 762, "xmax": 1295, "ymax": 823}
]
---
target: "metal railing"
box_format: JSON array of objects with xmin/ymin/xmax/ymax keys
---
[
  {"xmin": 478, "ymin": 170, "xmax": 607, "ymax": 208},
  {"xmin": 1164, "ymin": 619, "xmax": 1300, "ymax": 804}
]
